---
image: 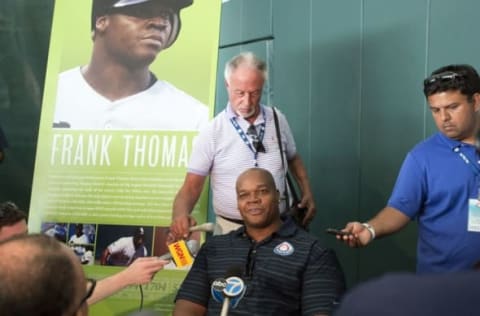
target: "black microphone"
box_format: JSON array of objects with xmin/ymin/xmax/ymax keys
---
[{"xmin": 220, "ymin": 266, "xmax": 246, "ymax": 316}]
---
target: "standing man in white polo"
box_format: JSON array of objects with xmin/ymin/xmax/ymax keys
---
[{"xmin": 170, "ymin": 52, "xmax": 316, "ymax": 237}]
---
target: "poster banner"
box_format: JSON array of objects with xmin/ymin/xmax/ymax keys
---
[{"xmin": 29, "ymin": 0, "xmax": 221, "ymax": 315}]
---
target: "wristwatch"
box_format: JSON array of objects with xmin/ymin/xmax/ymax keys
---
[{"xmin": 362, "ymin": 222, "xmax": 376, "ymax": 241}]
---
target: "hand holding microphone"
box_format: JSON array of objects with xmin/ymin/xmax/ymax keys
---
[{"xmin": 170, "ymin": 216, "xmax": 223, "ymax": 241}]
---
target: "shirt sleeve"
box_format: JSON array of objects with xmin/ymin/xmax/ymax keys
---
[
  {"xmin": 175, "ymin": 244, "xmax": 210, "ymax": 307},
  {"xmin": 275, "ymin": 109, "xmax": 297, "ymax": 160},
  {"xmin": 187, "ymin": 122, "xmax": 215, "ymax": 176},
  {"xmin": 302, "ymin": 245, "xmax": 346, "ymax": 315},
  {"xmin": 387, "ymin": 151, "xmax": 426, "ymax": 218}
]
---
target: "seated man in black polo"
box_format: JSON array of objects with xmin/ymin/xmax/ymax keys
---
[{"xmin": 174, "ymin": 167, "xmax": 345, "ymax": 316}]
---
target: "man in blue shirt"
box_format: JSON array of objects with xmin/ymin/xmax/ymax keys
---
[
  {"xmin": 338, "ymin": 64, "xmax": 480, "ymax": 273},
  {"xmin": 174, "ymin": 168, "xmax": 345, "ymax": 315}
]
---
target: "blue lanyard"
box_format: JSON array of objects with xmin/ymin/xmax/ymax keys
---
[
  {"xmin": 454, "ymin": 146, "xmax": 480, "ymax": 176},
  {"xmin": 230, "ymin": 108, "xmax": 266, "ymax": 167}
]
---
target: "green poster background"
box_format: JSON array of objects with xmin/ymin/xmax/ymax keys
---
[{"xmin": 29, "ymin": 0, "xmax": 221, "ymax": 315}]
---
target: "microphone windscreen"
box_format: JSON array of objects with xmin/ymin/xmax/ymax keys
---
[{"xmin": 225, "ymin": 265, "xmax": 243, "ymax": 278}]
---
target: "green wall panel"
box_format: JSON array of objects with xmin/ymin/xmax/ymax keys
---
[
  {"xmin": 358, "ymin": 0, "xmax": 428, "ymax": 279},
  {"xmin": 219, "ymin": 0, "xmax": 273, "ymax": 47},
  {"xmin": 425, "ymin": 0, "xmax": 480, "ymax": 136}
]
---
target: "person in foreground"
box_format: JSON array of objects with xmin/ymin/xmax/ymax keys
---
[
  {"xmin": 0, "ymin": 201, "xmax": 168, "ymax": 305},
  {"xmin": 170, "ymin": 51, "xmax": 315, "ymax": 237},
  {"xmin": 334, "ymin": 271, "xmax": 480, "ymax": 316},
  {"xmin": 337, "ymin": 64, "xmax": 480, "ymax": 273},
  {"xmin": 0, "ymin": 234, "xmax": 90, "ymax": 316},
  {"xmin": 173, "ymin": 168, "xmax": 345, "ymax": 316}
]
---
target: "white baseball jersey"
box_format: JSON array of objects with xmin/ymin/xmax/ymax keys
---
[
  {"xmin": 107, "ymin": 236, "xmax": 147, "ymax": 265},
  {"xmin": 53, "ymin": 67, "xmax": 209, "ymax": 130},
  {"xmin": 69, "ymin": 234, "xmax": 90, "ymax": 245}
]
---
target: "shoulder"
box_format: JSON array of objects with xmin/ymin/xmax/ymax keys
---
[
  {"xmin": 410, "ymin": 132, "xmax": 444, "ymax": 153},
  {"xmin": 154, "ymin": 80, "xmax": 207, "ymax": 108},
  {"xmin": 199, "ymin": 231, "xmax": 242, "ymax": 254},
  {"xmin": 58, "ymin": 67, "xmax": 82, "ymax": 82},
  {"xmin": 197, "ymin": 110, "xmax": 228, "ymax": 134}
]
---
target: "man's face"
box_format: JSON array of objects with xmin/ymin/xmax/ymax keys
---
[
  {"xmin": 236, "ymin": 170, "xmax": 280, "ymax": 229},
  {"xmin": 226, "ymin": 65, "xmax": 264, "ymax": 121},
  {"xmin": 133, "ymin": 234, "xmax": 145, "ymax": 248},
  {"xmin": 97, "ymin": 3, "xmax": 174, "ymax": 66},
  {"xmin": 427, "ymin": 90, "xmax": 480, "ymax": 142},
  {"xmin": 0, "ymin": 219, "xmax": 28, "ymax": 242}
]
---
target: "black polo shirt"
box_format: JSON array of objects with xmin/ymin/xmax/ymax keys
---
[{"xmin": 175, "ymin": 219, "xmax": 346, "ymax": 315}]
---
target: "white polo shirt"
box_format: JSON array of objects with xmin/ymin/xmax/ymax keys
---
[{"xmin": 188, "ymin": 104, "xmax": 297, "ymax": 219}]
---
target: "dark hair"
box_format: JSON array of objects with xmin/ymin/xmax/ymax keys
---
[
  {"xmin": 0, "ymin": 201, "xmax": 27, "ymax": 228},
  {"xmin": 423, "ymin": 64, "xmax": 480, "ymax": 102},
  {"xmin": 0, "ymin": 234, "xmax": 82, "ymax": 316}
]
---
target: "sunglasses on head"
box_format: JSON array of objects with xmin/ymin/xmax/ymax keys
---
[{"xmin": 423, "ymin": 71, "xmax": 462, "ymax": 86}]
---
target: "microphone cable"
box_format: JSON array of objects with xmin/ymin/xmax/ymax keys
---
[{"xmin": 139, "ymin": 284, "xmax": 144, "ymax": 311}]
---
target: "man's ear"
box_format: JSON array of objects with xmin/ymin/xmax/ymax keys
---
[
  {"xmin": 474, "ymin": 92, "xmax": 480, "ymax": 112},
  {"xmin": 95, "ymin": 16, "xmax": 109, "ymax": 33}
]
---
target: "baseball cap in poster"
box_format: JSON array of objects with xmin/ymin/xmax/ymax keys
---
[{"xmin": 91, "ymin": 0, "xmax": 194, "ymax": 48}]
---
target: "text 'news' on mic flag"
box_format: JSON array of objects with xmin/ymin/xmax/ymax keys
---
[
  {"xmin": 28, "ymin": 0, "xmax": 222, "ymax": 315},
  {"xmin": 168, "ymin": 240, "xmax": 194, "ymax": 268}
]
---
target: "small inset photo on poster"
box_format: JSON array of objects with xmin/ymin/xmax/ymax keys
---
[
  {"xmin": 68, "ymin": 223, "xmax": 97, "ymax": 265},
  {"xmin": 96, "ymin": 224, "xmax": 153, "ymax": 266},
  {"xmin": 41, "ymin": 222, "xmax": 68, "ymax": 243},
  {"xmin": 153, "ymin": 226, "xmax": 201, "ymax": 270}
]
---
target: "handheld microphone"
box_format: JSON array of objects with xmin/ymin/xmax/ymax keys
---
[
  {"xmin": 157, "ymin": 239, "xmax": 199, "ymax": 263},
  {"xmin": 189, "ymin": 222, "xmax": 223, "ymax": 235},
  {"xmin": 219, "ymin": 266, "xmax": 246, "ymax": 316},
  {"xmin": 210, "ymin": 278, "xmax": 227, "ymax": 303}
]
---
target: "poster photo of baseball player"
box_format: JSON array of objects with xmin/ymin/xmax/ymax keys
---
[
  {"xmin": 51, "ymin": 0, "xmax": 211, "ymax": 130},
  {"xmin": 97, "ymin": 225, "xmax": 152, "ymax": 266}
]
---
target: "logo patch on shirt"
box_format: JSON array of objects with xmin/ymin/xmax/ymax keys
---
[{"xmin": 273, "ymin": 241, "xmax": 294, "ymax": 256}]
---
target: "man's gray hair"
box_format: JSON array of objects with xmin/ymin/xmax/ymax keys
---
[{"xmin": 224, "ymin": 52, "xmax": 268, "ymax": 84}]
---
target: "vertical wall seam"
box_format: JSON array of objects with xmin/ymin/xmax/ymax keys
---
[
  {"xmin": 308, "ymin": 0, "xmax": 313, "ymax": 168},
  {"xmin": 356, "ymin": 0, "xmax": 365, "ymax": 284},
  {"xmin": 423, "ymin": 0, "xmax": 431, "ymax": 139}
]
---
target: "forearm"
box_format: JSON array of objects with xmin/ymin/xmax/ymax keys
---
[
  {"xmin": 173, "ymin": 299, "xmax": 206, "ymax": 316},
  {"xmin": 172, "ymin": 173, "xmax": 206, "ymax": 219},
  {"xmin": 87, "ymin": 272, "xmax": 130, "ymax": 305},
  {"xmin": 100, "ymin": 249, "xmax": 110, "ymax": 265},
  {"xmin": 172, "ymin": 190, "xmax": 199, "ymax": 218},
  {"xmin": 287, "ymin": 155, "xmax": 312, "ymax": 195},
  {"xmin": 367, "ymin": 206, "xmax": 411, "ymax": 239}
]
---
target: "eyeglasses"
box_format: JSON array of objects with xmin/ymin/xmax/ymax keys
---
[
  {"xmin": 78, "ymin": 278, "xmax": 97, "ymax": 308},
  {"xmin": 423, "ymin": 71, "xmax": 462, "ymax": 86}
]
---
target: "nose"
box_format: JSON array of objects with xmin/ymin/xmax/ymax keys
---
[
  {"xmin": 439, "ymin": 109, "xmax": 451, "ymax": 121},
  {"xmin": 247, "ymin": 191, "xmax": 261, "ymax": 203},
  {"xmin": 241, "ymin": 92, "xmax": 255, "ymax": 105}
]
